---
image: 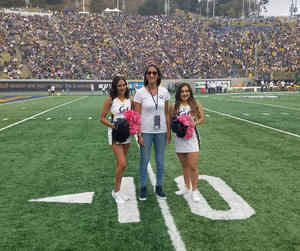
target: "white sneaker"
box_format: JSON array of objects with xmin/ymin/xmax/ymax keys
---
[
  {"xmin": 175, "ymin": 186, "xmax": 190, "ymax": 195},
  {"xmin": 112, "ymin": 190, "xmax": 125, "ymax": 204},
  {"xmin": 120, "ymin": 192, "xmax": 129, "ymax": 201},
  {"xmin": 192, "ymin": 190, "xmax": 200, "ymax": 202}
]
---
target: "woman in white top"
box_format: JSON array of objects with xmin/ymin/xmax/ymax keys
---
[
  {"xmin": 134, "ymin": 64, "xmax": 171, "ymax": 201},
  {"xmin": 100, "ymin": 76, "xmax": 134, "ymax": 205},
  {"xmin": 170, "ymin": 83, "xmax": 204, "ymax": 202}
]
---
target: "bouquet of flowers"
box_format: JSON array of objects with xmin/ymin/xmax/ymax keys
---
[
  {"xmin": 124, "ymin": 110, "xmax": 141, "ymax": 135},
  {"xmin": 171, "ymin": 114, "xmax": 194, "ymax": 139}
]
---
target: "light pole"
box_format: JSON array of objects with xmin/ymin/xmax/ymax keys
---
[
  {"xmin": 165, "ymin": 0, "xmax": 170, "ymax": 16},
  {"xmin": 122, "ymin": 0, "xmax": 126, "ymax": 16},
  {"xmin": 206, "ymin": 0, "xmax": 209, "ymax": 16},
  {"xmin": 75, "ymin": 0, "xmax": 79, "ymax": 10},
  {"xmin": 248, "ymin": 0, "xmax": 251, "ymax": 16},
  {"xmin": 213, "ymin": 0, "xmax": 216, "ymax": 18},
  {"xmin": 198, "ymin": 0, "xmax": 202, "ymax": 16},
  {"xmin": 242, "ymin": 0, "xmax": 245, "ymax": 18}
]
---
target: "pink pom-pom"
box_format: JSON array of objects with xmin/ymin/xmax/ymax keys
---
[
  {"xmin": 177, "ymin": 114, "xmax": 194, "ymax": 138},
  {"xmin": 184, "ymin": 126, "xmax": 194, "ymax": 139},
  {"xmin": 177, "ymin": 114, "xmax": 192, "ymax": 126},
  {"xmin": 124, "ymin": 110, "xmax": 141, "ymax": 135}
]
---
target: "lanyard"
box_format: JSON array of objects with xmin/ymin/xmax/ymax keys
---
[{"xmin": 148, "ymin": 86, "xmax": 158, "ymax": 111}]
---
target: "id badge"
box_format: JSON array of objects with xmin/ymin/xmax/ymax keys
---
[{"xmin": 154, "ymin": 115, "xmax": 161, "ymax": 130}]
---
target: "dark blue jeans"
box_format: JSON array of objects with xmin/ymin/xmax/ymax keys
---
[{"xmin": 139, "ymin": 133, "xmax": 167, "ymax": 187}]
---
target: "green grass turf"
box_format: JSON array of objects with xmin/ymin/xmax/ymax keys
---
[{"xmin": 0, "ymin": 93, "xmax": 300, "ymax": 250}]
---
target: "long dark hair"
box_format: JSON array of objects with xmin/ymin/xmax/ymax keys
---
[
  {"xmin": 109, "ymin": 75, "xmax": 129, "ymax": 100},
  {"xmin": 143, "ymin": 64, "xmax": 162, "ymax": 87},
  {"xmin": 174, "ymin": 83, "xmax": 199, "ymax": 117}
]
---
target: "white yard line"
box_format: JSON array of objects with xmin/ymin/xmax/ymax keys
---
[
  {"xmin": 0, "ymin": 97, "xmax": 86, "ymax": 132},
  {"xmin": 204, "ymin": 108, "xmax": 300, "ymax": 138},
  {"xmin": 0, "ymin": 96, "xmax": 48, "ymax": 105},
  {"xmin": 134, "ymin": 136, "xmax": 186, "ymax": 251},
  {"xmin": 211, "ymin": 97, "xmax": 300, "ymax": 111}
]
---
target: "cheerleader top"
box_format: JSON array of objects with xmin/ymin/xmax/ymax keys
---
[
  {"xmin": 110, "ymin": 97, "xmax": 131, "ymax": 121},
  {"xmin": 178, "ymin": 104, "xmax": 191, "ymax": 117}
]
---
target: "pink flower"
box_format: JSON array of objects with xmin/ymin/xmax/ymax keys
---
[{"xmin": 124, "ymin": 110, "xmax": 141, "ymax": 135}]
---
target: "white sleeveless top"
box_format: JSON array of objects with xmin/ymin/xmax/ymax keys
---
[
  {"xmin": 110, "ymin": 97, "xmax": 131, "ymax": 121},
  {"xmin": 107, "ymin": 97, "xmax": 131, "ymax": 145},
  {"xmin": 174, "ymin": 104, "xmax": 200, "ymax": 153}
]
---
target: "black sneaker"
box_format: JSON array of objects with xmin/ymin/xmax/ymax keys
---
[
  {"xmin": 139, "ymin": 186, "xmax": 147, "ymax": 201},
  {"xmin": 156, "ymin": 186, "xmax": 167, "ymax": 200}
]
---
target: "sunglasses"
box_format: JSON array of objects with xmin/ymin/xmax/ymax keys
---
[{"xmin": 146, "ymin": 71, "xmax": 158, "ymax": 75}]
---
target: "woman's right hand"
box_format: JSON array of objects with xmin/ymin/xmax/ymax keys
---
[{"xmin": 137, "ymin": 135, "xmax": 145, "ymax": 147}]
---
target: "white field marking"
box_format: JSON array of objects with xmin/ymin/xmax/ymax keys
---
[
  {"xmin": 281, "ymin": 112, "xmax": 289, "ymax": 115},
  {"xmin": 68, "ymin": 117, "xmax": 72, "ymax": 120},
  {"xmin": 88, "ymin": 117, "xmax": 92, "ymax": 120},
  {"xmin": 212, "ymin": 97, "xmax": 300, "ymax": 111},
  {"xmin": 243, "ymin": 113, "xmax": 249, "ymax": 116},
  {"xmin": 147, "ymin": 164, "xmax": 187, "ymax": 251},
  {"xmin": 134, "ymin": 136, "xmax": 186, "ymax": 251},
  {"xmin": 117, "ymin": 177, "xmax": 140, "ymax": 223},
  {"xmin": 3, "ymin": 118, "xmax": 9, "ymax": 121},
  {"xmin": 0, "ymin": 97, "xmax": 86, "ymax": 132},
  {"xmin": 0, "ymin": 96, "xmax": 48, "ymax": 106},
  {"xmin": 46, "ymin": 117, "xmax": 51, "ymax": 121},
  {"xmin": 261, "ymin": 113, "xmax": 270, "ymax": 116},
  {"xmin": 175, "ymin": 176, "xmax": 255, "ymax": 220},
  {"xmin": 29, "ymin": 192, "xmax": 94, "ymax": 204},
  {"xmin": 22, "ymin": 107, "xmax": 26, "ymax": 109},
  {"xmin": 204, "ymin": 108, "xmax": 300, "ymax": 138},
  {"xmin": 205, "ymin": 114, "xmax": 210, "ymax": 117}
]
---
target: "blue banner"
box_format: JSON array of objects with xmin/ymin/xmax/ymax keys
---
[{"xmin": 128, "ymin": 81, "xmax": 144, "ymax": 90}]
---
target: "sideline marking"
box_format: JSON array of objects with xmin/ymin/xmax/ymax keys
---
[
  {"xmin": 211, "ymin": 97, "xmax": 300, "ymax": 111},
  {"xmin": 243, "ymin": 113, "xmax": 249, "ymax": 116},
  {"xmin": 46, "ymin": 117, "xmax": 51, "ymax": 121},
  {"xmin": 117, "ymin": 177, "xmax": 140, "ymax": 223},
  {"xmin": 134, "ymin": 136, "xmax": 186, "ymax": 251},
  {"xmin": 3, "ymin": 118, "xmax": 9, "ymax": 121},
  {"xmin": 0, "ymin": 96, "xmax": 48, "ymax": 105},
  {"xmin": 88, "ymin": 117, "xmax": 92, "ymax": 120},
  {"xmin": 68, "ymin": 117, "xmax": 72, "ymax": 120},
  {"xmin": 261, "ymin": 113, "xmax": 270, "ymax": 116},
  {"xmin": 0, "ymin": 97, "xmax": 86, "ymax": 132},
  {"xmin": 29, "ymin": 192, "xmax": 94, "ymax": 204},
  {"xmin": 175, "ymin": 175, "xmax": 255, "ymax": 220},
  {"xmin": 281, "ymin": 112, "xmax": 289, "ymax": 115},
  {"xmin": 204, "ymin": 108, "xmax": 300, "ymax": 138}
]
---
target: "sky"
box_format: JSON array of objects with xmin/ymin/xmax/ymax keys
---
[{"xmin": 264, "ymin": 0, "xmax": 298, "ymax": 16}]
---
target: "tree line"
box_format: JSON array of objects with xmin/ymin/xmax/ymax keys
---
[{"xmin": 1, "ymin": 0, "xmax": 269, "ymax": 17}]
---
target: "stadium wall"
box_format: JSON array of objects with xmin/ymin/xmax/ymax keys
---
[{"xmin": 0, "ymin": 78, "xmax": 250, "ymax": 92}]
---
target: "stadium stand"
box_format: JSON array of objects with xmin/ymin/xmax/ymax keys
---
[{"xmin": 0, "ymin": 10, "xmax": 299, "ymax": 83}]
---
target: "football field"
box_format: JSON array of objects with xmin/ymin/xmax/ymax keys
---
[{"xmin": 0, "ymin": 92, "xmax": 299, "ymax": 250}]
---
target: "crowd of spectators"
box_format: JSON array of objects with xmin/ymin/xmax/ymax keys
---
[{"xmin": 0, "ymin": 10, "xmax": 299, "ymax": 80}]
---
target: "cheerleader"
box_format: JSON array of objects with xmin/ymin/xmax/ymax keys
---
[
  {"xmin": 100, "ymin": 76, "xmax": 134, "ymax": 204},
  {"xmin": 170, "ymin": 83, "xmax": 204, "ymax": 202}
]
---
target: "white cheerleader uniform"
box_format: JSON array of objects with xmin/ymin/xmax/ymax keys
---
[
  {"xmin": 108, "ymin": 97, "xmax": 131, "ymax": 145},
  {"xmin": 175, "ymin": 104, "xmax": 200, "ymax": 153}
]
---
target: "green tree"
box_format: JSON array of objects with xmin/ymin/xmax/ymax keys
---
[
  {"xmin": 45, "ymin": 0, "xmax": 63, "ymax": 4},
  {"xmin": 0, "ymin": 0, "xmax": 24, "ymax": 7},
  {"xmin": 89, "ymin": 0, "xmax": 114, "ymax": 13},
  {"xmin": 138, "ymin": 0, "xmax": 164, "ymax": 16}
]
